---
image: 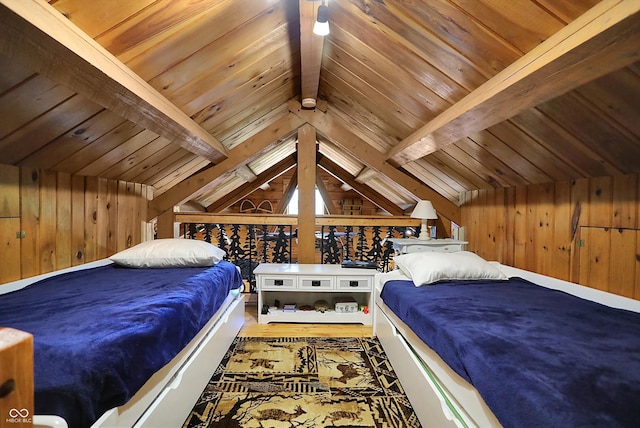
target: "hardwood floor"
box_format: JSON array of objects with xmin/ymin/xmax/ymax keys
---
[{"xmin": 238, "ymin": 302, "xmax": 374, "ymax": 337}]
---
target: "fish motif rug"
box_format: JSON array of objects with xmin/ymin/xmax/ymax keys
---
[{"xmin": 182, "ymin": 336, "xmax": 421, "ymax": 427}]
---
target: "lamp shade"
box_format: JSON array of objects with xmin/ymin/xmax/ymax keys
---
[
  {"xmin": 410, "ymin": 200, "xmax": 437, "ymax": 240},
  {"xmin": 313, "ymin": 3, "xmax": 330, "ymax": 36},
  {"xmin": 410, "ymin": 200, "xmax": 437, "ymax": 220}
]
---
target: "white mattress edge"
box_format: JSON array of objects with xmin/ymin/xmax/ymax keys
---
[{"xmin": 1, "ymin": 259, "xmax": 114, "ymax": 294}]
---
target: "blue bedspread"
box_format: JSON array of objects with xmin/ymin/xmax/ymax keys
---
[
  {"xmin": 0, "ymin": 261, "xmax": 242, "ymax": 428},
  {"xmin": 380, "ymin": 278, "xmax": 640, "ymax": 428}
]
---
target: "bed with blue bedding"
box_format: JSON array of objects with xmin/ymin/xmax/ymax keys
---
[
  {"xmin": 0, "ymin": 260, "xmax": 243, "ymax": 428},
  {"xmin": 379, "ymin": 274, "xmax": 640, "ymax": 428}
]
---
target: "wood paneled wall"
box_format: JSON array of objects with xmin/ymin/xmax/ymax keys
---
[
  {"xmin": 461, "ymin": 173, "xmax": 640, "ymax": 300},
  {"xmin": 0, "ymin": 164, "xmax": 150, "ymax": 284}
]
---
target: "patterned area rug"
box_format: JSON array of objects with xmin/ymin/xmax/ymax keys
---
[{"xmin": 183, "ymin": 336, "xmax": 421, "ymax": 427}]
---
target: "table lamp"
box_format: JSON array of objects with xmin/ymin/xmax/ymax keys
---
[{"xmin": 410, "ymin": 200, "xmax": 437, "ymax": 240}]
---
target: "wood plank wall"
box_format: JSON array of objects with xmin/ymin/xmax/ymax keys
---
[
  {"xmin": 0, "ymin": 164, "xmax": 150, "ymax": 284},
  {"xmin": 461, "ymin": 173, "xmax": 640, "ymax": 300}
]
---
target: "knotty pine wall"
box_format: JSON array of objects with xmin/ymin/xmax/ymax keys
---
[
  {"xmin": 0, "ymin": 164, "xmax": 150, "ymax": 284},
  {"xmin": 461, "ymin": 173, "xmax": 640, "ymax": 300}
]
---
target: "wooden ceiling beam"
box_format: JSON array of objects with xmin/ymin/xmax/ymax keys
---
[
  {"xmin": 316, "ymin": 170, "xmax": 340, "ymax": 215},
  {"xmin": 387, "ymin": 0, "xmax": 640, "ymax": 165},
  {"xmin": 299, "ymin": 0, "xmax": 324, "ymax": 108},
  {"xmin": 354, "ymin": 167, "xmax": 379, "ymax": 184},
  {"xmin": 275, "ymin": 168, "xmax": 298, "ymax": 215},
  {"xmin": 148, "ymin": 113, "xmax": 305, "ymax": 220},
  {"xmin": 0, "ymin": 0, "xmax": 227, "ymax": 163},
  {"xmin": 206, "ymin": 155, "xmax": 297, "ymax": 213},
  {"xmin": 318, "ymin": 155, "xmax": 404, "ymax": 216},
  {"xmin": 289, "ymin": 100, "xmax": 460, "ymax": 224}
]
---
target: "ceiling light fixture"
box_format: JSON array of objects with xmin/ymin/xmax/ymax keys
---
[{"xmin": 313, "ymin": 1, "xmax": 330, "ymax": 36}]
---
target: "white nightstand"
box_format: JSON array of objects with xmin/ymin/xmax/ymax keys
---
[
  {"xmin": 254, "ymin": 263, "xmax": 375, "ymax": 325},
  {"xmin": 388, "ymin": 238, "xmax": 468, "ymax": 254}
]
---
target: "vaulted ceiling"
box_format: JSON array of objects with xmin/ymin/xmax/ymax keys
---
[{"xmin": 1, "ymin": 0, "xmax": 639, "ymax": 223}]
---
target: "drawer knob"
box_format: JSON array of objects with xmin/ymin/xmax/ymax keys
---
[
  {"xmin": 349, "ymin": 280, "xmax": 359, "ymax": 287},
  {"xmin": 311, "ymin": 280, "xmax": 321, "ymax": 287},
  {"xmin": 274, "ymin": 279, "xmax": 284, "ymax": 286}
]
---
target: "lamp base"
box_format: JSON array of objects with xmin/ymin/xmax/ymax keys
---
[{"xmin": 416, "ymin": 219, "xmax": 431, "ymax": 240}]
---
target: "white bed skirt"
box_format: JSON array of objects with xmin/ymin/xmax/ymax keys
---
[
  {"xmin": 93, "ymin": 291, "xmax": 244, "ymax": 428},
  {"xmin": 374, "ymin": 263, "xmax": 640, "ymax": 428},
  {"xmin": 2, "ymin": 260, "xmax": 245, "ymax": 428},
  {"xmin": 375, "ymin": 300, "xmax": 499, "ymax": 428}
]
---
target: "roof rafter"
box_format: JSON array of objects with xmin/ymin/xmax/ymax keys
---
[
  {"xmin": 318, "ymin": 155, "xmax": 404, "ymax": 216},
  {"xmin": 288, "ymin": 100, "xmax": 460, "ymax": 224},
  {"xmin": 148, "ymin": 112, "xmax": 305, "ymax": 220},
  {"xmin": 275, "ymin": 168, "xmax": 299, "ymax": 215},
  {"xmin": 206, "ymin": 154, "xmax": 297, "ymax": 213},
  {"xmin": 316, "ymin": 169, "xmax": 340, "ymax": 215},
  {"xmin": 0, "ymin": 0, "xmax": 227, "ymax": 162},
  {"xmin": 387, "ymin": 0, "xmax": 640, "ymax": 165},
  {"xmin": 354, "ymin": 167, "xmax": 379, "ymax": 184},
  {"xmin": 299, "ymin": 0, "xmax": 324, "ymax": 108}
]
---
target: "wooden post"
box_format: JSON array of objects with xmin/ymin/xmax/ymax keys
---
[
  {"xmin": 0, "ymin": 328, "xmax": 33, "ymax": 426},
  {"xmin": 297, "ymin": 124, "xmax": 317, "ymax": 263},
  {"xmin": 156, "ymin": 209, "xmax": 176, "ymax": 239}
]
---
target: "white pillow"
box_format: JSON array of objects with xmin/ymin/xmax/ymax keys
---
[
  {"xmin": 109, "ymin": 239, "xmax": 226, "ymax": 268},
  {"xmin": 394, "ymin": 251, "xmax": 507, "ymax": 286}
]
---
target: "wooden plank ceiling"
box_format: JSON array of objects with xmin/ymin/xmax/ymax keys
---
[{"xmin": 0, "ymin": 0, "xmax": 638, "ymax": 220}]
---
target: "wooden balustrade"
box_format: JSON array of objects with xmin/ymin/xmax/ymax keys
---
[{"xmin": 174, "ymin": 213, "xmax": 421, "ymax": 292}]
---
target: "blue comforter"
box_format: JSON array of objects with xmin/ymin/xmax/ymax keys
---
[
  {"xmin": 380, "ymin": 278, "xmax": 640, "ymax": 428},
  {"xmin": 0, "ymin": 261, "xmax": 242, "ymax": 428}
]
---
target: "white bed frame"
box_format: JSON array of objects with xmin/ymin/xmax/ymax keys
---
[
  {"xmin": 374, "ymin": 263, "xmax": 640, "ymax": 428},
  {"xmin": 2, "ymin": 260, "xmax": 245, "ymax": 428}
]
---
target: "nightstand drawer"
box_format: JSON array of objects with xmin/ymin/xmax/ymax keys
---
[
  {"xmin": 254, "ymin": 263, "xmax": 375, "ymax": 325},
  {"xmin": 298, "ymin": 276, "xmax": 334, "ymax": 290},
  {"xmin": 262, "ymin": 275, "xmax": 296, "ymax": 290},
  {"xmin": 336, "ymin": 276, "xmax": 372, "ymax": 290},
  {"xmin": 389, "ymin": 238, "xmax": 468, "ymax": 255},
  {"xmin": 405, "ymin": 243, "xmax": 461, "ymax": 253}
]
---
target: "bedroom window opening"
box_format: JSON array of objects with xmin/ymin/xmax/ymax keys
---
[{"xmin": 287, "ymin": 188, "xmax": 325, "ymax": 215}]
